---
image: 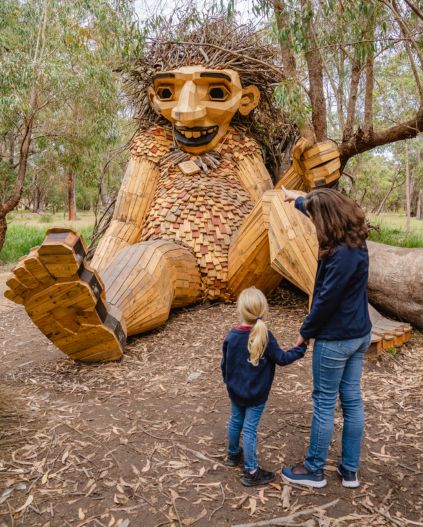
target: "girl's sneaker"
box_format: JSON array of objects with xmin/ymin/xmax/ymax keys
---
[
  {"xmin": 281, "ymin": 465, "xmax": 327, "ymax": 488},
  {"xmin": 225, "ymin": 447, "xmax": 243, "ymax": 467},
  {"xmin": 337, "ymin": 463, "xmax": 359, "ymax": 488},
  {"xmin": 241, "ymin": 467, "xmax": 275, "ymax": 487}
]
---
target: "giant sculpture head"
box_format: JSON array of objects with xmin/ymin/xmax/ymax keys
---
[
  {"xmin": 124, "ymin": 18, "xmax": 294, "ymax": 175},
  {"xmin": 148, "ymin": 65, "xmax": 260, "ymax": 153}
]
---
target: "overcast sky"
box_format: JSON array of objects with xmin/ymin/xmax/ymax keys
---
[{"xmin": 134, "ymin": 0, "xmax": 256, "ymax": 23}]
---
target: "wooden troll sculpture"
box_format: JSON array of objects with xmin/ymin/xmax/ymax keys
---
[{"xmin": 4, "ymin": 32, "xmax": 412, "ymax": 361}]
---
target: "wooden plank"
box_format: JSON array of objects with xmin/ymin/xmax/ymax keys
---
[
  {"xmin": 303, "ymin": 149, "xmax": 339, "ymax": 170},
  {"xmin": 304, "ymin": 157, "xmax": 341, "ymax": 181}
]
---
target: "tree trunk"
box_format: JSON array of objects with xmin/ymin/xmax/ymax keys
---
[
  {"xmin": 367, "ymin": 241, "xmax": 423, "ymax": 328},
  {"xmin": 0, "ymin": 90, "xmax": 37, "ymax": 253},
  {"xmin": 273, "ymin": 0, "xmax": 316, "ymax": 146},
  {"xmin": 405, "ymin": 141, "xmax": 411, "ymax": 232},
  {"xmin": 0, "ymin": 214, "xmax": 7, "ymax": 250},
  {"xmin": 303, "ymin": 0, "xmax": 327, "ymax": 141},
  {"xmin": 67, "ymin": 172, "xmax": 77, "ymax": 221}
]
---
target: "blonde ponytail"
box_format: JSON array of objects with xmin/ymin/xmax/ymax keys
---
[{"xmin": 237, "ymin": 287, "xmax": 269, "ymax": 366}]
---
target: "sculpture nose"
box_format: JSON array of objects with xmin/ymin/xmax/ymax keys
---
[{"xmin": 171, "ymin": 81, "xmax": 206, "ymax": 122}]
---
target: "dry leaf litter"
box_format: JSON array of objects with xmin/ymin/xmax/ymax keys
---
[{"xmin": 0, "ymin": 283, "xmax": 422, "ymax": 527}]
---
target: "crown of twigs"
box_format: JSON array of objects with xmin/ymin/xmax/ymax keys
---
[{"xmin": 120, "ymin": 17, "xmax": 297, "ymax": 177}]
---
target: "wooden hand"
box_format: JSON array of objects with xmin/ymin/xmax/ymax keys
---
[
  {"xmin": 277, "ymin": 138, "xmax": 341, "ymax": 192},
  {"xmin": 293, "ymin": 139, "xmax": 341, "ymax": 189}
]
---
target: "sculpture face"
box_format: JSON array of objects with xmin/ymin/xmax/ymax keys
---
[{"xmin": 148, "ymin": 65, "xmax": 260, "ymax": 154}]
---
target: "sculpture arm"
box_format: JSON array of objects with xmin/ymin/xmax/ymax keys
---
[
  {"xmin": 90, "ymin": 157, "xmax": 159, "ymax": 272},
  {"xmin": 235, "ymin": 155, "xmax": 274, "ymax": 202},
  {"xmin": 275, "ymin": 138, "xmax": 341, "ymax": 192}
]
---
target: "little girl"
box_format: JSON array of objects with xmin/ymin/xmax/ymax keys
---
[{"xmin": 221, "ymin": 286, "xmax": 307, "ymax": 486}]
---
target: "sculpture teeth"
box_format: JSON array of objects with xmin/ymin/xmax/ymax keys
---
[{"xmin": 178, "ymin": 127, "xmax": 217, "ymax": 138}]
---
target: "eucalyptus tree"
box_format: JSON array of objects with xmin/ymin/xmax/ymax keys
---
[
  {"xmin": 0, "ymin": 0, "xmax": 143, "ymax": 249},
  {"xmin": 248, "ymin": 0, "xmax": 422, "ymax": 166}
]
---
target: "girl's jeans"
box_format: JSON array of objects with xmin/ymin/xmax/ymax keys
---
[
  {"xmin": 227, "ymin": 401, "xmax": 265, "ymax": 472},
  {"xmin": 305, "ymin": 332, "xmax": 371, "ymax": 473}
]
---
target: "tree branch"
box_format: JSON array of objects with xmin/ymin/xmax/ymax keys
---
[
  {"xmin": 386, "ymin": 0, "xmax": 423, "ymax": 73},
  {"xmin": 404, "ymin": 0, "xmax": 423, "ymax": 21},
  {"xmin": 339, "ymin": 106, "xmax": 423, "ymax": 164},
  {"xmin": 1, "ymin": 91, "xmax": 37, "ymax": 215}
]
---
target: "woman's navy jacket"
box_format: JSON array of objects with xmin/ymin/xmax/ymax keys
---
[{"xmin": 295, "ymin": 197, "xmax": 372, "ymax": 341}]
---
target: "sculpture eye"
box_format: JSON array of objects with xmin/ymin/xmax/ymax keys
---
[
  {"xmin": 156, "ymin": 86, "xmax": 174, "ymax": 100},
  {"xmin": 208, "ymin": 85, "xmax": 230, "ymax": 101}
]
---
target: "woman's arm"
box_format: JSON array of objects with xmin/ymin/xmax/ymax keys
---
[{"xmin": 281, "ymin": 187, "xmax": 309, "ymax": 217}]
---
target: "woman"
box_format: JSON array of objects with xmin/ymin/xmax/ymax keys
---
[{"xmin": 281, "ymin": 187, "xmax": 372, "ymax": 489}]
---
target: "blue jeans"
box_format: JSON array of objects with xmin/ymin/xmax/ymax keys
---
[
  {"xmin": 227, "ymin": 401, "xmax": 265, "ymax": 472},
  {"xmin": 305, "ymin": 332, "xmax": 371, "ymax": 473}
]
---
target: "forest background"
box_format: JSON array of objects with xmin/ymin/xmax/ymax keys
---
[{"xmin": 0, "ymin": 0, "xmax": 422, "ymax": 265}]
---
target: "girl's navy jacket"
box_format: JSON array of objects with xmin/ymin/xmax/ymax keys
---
[{"xmin": 221, "ymin": 328, "xmax": 306, "ymax": 407}]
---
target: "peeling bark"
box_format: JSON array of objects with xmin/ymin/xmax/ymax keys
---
[
  {"xmin": 273, "ymin": 0, "xmax": 316, "ymax": 145},
  {"xmin": 367, "ymin": 241, "xmax": 423, "ymax": 328},
  {"xmin": 67, "ymin": 172, "xmax": 77, "ymax": 221},
  {"xmin": 304, "ymin": 0, "xmax": 327, "ymax": 141},
  {"xmin": 343, "ymin": 56, "xmax": 362, "ymax": 142}
]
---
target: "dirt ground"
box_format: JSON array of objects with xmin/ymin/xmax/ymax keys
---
[{"xmin": 0, "ymin": 281, "xmax": 422, "ymax": 527}]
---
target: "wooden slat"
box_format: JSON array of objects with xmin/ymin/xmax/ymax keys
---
[
  {"xmin": 268, "ymin": 193, "xmax": 318, "ymax": 296},
  {"xmin": 91, "ymin": 158, "xmax": 160, "ymax": 273}
]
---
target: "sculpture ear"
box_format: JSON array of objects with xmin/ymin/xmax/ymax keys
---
[{"xmin": 239, "ymin": 85, "xmax": 260, "ymax": 116}]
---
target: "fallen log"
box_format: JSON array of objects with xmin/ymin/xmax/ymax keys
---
[{"xmin": 367, "ymin": 241, "xmax": 423, "ymax": 329}]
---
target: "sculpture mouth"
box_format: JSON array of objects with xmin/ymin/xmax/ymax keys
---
[{"xmin": 175, "ymin": 126, "xmax": 218, "ymax": 146}]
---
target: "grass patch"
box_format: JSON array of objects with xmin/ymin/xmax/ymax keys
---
[
  {"xmin": 38, "ymin": 214, "xmax": 54, "ymax": 223},
  {"xmin": 368, "ymin": 225, "xmax": 423, "ymax": 248},
  {"xmin": 385, "ymin": 347, "xmax": 398, "ymax": 356},
  {"xmin": 368, "ymin": 213, "xmax": 423, "ymax": 248},
  {"xmin": 0, "ymin": 224, "xmax": 93, "ymax": 264}
]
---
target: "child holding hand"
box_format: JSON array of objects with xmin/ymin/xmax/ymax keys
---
[{"xmin": 221, "ymin": 286, "xmax": 307, "ymax": 486}]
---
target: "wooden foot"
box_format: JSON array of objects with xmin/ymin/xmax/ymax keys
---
[
  {"xmin": 369, "ymin": 304, "xmax": 411, "ymax": 350},
  {"xmin": 4, "ymin": 229, "xmax": 125, "ymax": 362},
  {"xmin": 102, "ymin": 239, "xmax": 202, "ymax": 336}
]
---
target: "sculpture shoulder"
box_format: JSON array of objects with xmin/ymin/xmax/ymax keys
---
[
  {"xmin": 218, "ymin": 127, "xmax": 263, "ymax": 162},
  {"xmin": 130, "ymin": 125, "xmax": 173, "ymax": 162}
]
